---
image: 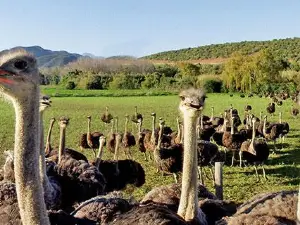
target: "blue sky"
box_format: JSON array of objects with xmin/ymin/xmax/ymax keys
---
[{"xmin": 1, "ymin": 0, "xmax": 299, "ymax": 57}]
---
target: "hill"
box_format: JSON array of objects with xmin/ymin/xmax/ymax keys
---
[
  {"xmin": 143, "ymin": 37, "xmax": 300, "ymax": 62},
  {"xmin": 0, "ymin": 46, "xmax": 84, "ymax": 68}
]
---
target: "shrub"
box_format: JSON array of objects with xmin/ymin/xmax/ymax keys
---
[
  {"xmin": 203, "ymin": 79, "xmax": 223, "ymax": 93},
  {"xmin": 65, "ymin": 81, "xmax": 76, "ymax": 90}
]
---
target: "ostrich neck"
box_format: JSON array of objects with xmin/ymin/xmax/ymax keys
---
[
  {"xmin": 58, "ymin": 125, "xmax": 66, "ymax": 163},
  {"xmin": 211, "ymin": 107, "xmax": 214, "ymax": 118},
  {"xmin": 263, "ymin": 118, "xmax": 267, "ymax": 135},
  {"xmin": 13, "ymin": 93, "xmax": 50, "ymax": 225},
  {"xmin": 200, "ymin": 115, "xmax": 203, "ymax": 129},
  {"xmin": 115, "ymin": 119, "xmax": 118, "ymax": 133},
  {"xmin": 39, "ymin": 111, "xmax": 55, "ymax": 208},
  {"xmin": 177, "ymin": 112, "xmax": 198, "ymax": 221},
  {"xmin": 151, "ymin": 116, "xmax": 156, "ymax": 142},
  {"xmin": 114, "ymin": 136, "xmax": 121, "ymax": 160},
  {"xmin": 124, "ymin": 119, "xmax": 128, "ymax": 134},
  {"xmin": 45, "ymin": 120, "xmax": 55, "ymax": 155},
  {"xmin": 279, "ymin": 113, "xmax": 282, "ymax": 124},
  {"xmin": 230, "ymin": 119, "xmax": 234, "ymax": 134},
  {"xmin": 250, "ymin": 121, "xmax": 256, "ymax": 149},
  {"xmin": 297, "ymin": 187, "xmax": 300, "ymax": 224},
  {"xmin": 177, "ymin": 120, "xmax": 181, "ymax": 142},
  {"xmin": 87, "ymin": 119, "xmax": 91, "ymax": 139},
  {"xmin": 95, "ymin": 140, "xmax": 105, "ymax": 167}
]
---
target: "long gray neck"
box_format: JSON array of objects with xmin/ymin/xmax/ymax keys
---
[
  {"xmin": 45, "ymin": 120, "xmax": 55, "ymax": 155},
  {"xmin": 58, "ymin": 125, "xmax": 66, "ymax": 164},
  {"xmin": 39, "ymin": 112, "xmax": 55, "ymax": 208},
  {"xmin": 114, "ymin": 135, "xmax": 121, "ymax": 160},
  {"xmin": 177, "ymin": 112, "xmax": 198, "ymax": 221},
  {"xmin": 151, "ymin": 115, "xmax": 156, "ymax": 142},
  {"xmin": 13, "ymin": 91, "xmax": 50, "ymax": 225},
  {"xmin": 95, "ymin": 139, "xmax": 105, "ymax": 167}
]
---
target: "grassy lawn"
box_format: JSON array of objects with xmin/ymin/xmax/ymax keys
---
[{"xmin": 0, "ymin": 93, "xmax": 299, "ymax": 203}]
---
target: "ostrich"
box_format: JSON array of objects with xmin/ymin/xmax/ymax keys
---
[
  {"xmin": 122, "ymin": 115, "xmax": 136, "ymax": 159},
  {"xmin": 0, "ymin": 50, "xmax": 50, "ymax": 224},
  {"xmin": 266, "ymin": 102, "xmax": 275, "ymax": 116},
  {"xmin": 106, "ymin": 117, "xmax": 116, "ymax": 154},
  {"xmin": 262, "ymin": 115, "xmax": 281, "ymax": 153},
  {"xmin": 239, "ymin": 118, "xmax": 270, "ymax": 181},
  {"xmin": 72, "ymin": 87, "xmax": 208, "ymax": 225},
  {"xmin": 278, "ymin": 112, "xmax": 289, "ymax": 147},
  {"xmin": 197, "ymin": 114, "xmax": 216, "ymax": 141},
  {"xmin": 79, "ymin": 116, "xmax": 103, "ymax": 158},
  {"xmin": 153, "ymin": 118, "xmax": 183, "ymax": 183},
  {"xmin": 45, "ymin": 117, "xmax": 56, "ymax": 156},
  {"xmin": 171, "ymin": 116, "xmax": 183, "ymax": 145},
  {"xmin": 222, "ymin": 115, "xmax": 246, "ymax": 166},
  {"xmin": 100, "ymin": 106, "xmax": 113, "ymax": 132},
  {"xmin": 46, "ymin": 116, "xmax": 105, "ymax": 212},
  {"xmin": 291, "ymin": 106, "xmax": 299, "ymax": 117},
  {"xmin": 143, "ymin": 112, "xmax": 157, "ymax": 156},
  {"xmin": 93, "ymin": 135, "xmax": 145, "ymax": 192},
  {"xmin": 47, "ymin": 117, "xmax": 88, "ymax": 163},
  {"xmin": 137, "ymin": 118, "xmax": 148, "ymax": 161},
  {"xmin": 208, "ymin": 106, "xmax": 224, "ymax": 128},
  {"xmin": 131, "ymin": 105, "xmax": 143, "ymax": 132}
]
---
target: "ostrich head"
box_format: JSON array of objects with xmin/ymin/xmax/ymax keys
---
[
  {"xmin": 151, "ymin": 112, "xmax": 156, "ymax": 117},
  {"xmin": 0, "ymin": 49, "xmax": 39, "ymax": 99},
  {"xmin": 59, "ymin": 116, "xmax": 69, "ymax": 128},
  {"xmin": 39, "ymin": 95, "xmax": 51, "ymax": 112},
  {"xmin": 179, "ymin": 88, "xmax": 206, "ymax": 117}
]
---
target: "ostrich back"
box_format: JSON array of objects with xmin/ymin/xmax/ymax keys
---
[
  {"xmin": 54, "ymin": 156, "xmax": 106, "ymax": 210},
  {"xmin": 46, "ymin": 148, "xmax": 88, "ymax": 163},
  {"xmin": 240, "ymin": 140, "xmax": 270, "ymax": 164},
  {"xmin": 199, "ymin": 126, "xmax": 216, "ymax": 141},
  {"xmin": 48, "ymin": 209, "xmax": 97, "ymax": 225},
  {"xmin": 217, "ymin": 190, "xmax": 298, "ymax": 225},
  {"xmin": 154, "ymin": 144, "xmax": 183, "ymax": 174},
  {"xmin": 123, "ymin": 132, "xmax": 136, "ymax": 147},
  {"xmin": 222, "ymin": 132, "xmax": 245, "ymax": 150},
  {"xmin": 0, "ymin": 181, "xmax": 21, "ymax": 225},
  {"xmin": 141, "ymin": 183, "xmax": 217, "ymax": 212},
  {"xmin": 110, "ymin": 203, "xmax": 188, "ymax": 225},
  {"xmin": 72, "ymin": 196, "xmax": 133, "ymax": 223},
  {"xmin": 197, "ymin": 140, "xmax": 219, "ymax": 166}
]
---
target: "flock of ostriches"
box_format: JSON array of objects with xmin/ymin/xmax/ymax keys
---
[{"xmin": 0, "ymin": 49, "xmax": 299, "ymax": 225}]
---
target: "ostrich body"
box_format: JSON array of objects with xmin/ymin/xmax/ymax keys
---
[
  {"xmin": 93, "ymin": 136, "xmax": 145, "ymax": 192},
  {"xmin": 240, "ymin": 118, "xmax": 270, "ymax": 180},
  {"xmin": 0, "ymin": 50, "xmax": 50, "ymax": 224},
  {"xmin": 222, "ymin": 116, "xmax": 246, "ymax": 166},
  {"xmin": 291, "ymin": 107, "xmax": 299, "ymax": 117},
  {"xmin": 101, "ymin": 106, "xmax": 113, "ymax": 132},
  {"xmin": 278, "ymin": 112, "xmax": 289, "ymax": 146},
  {"xmin": 198, "ymin": 114, "xmax": 216, "ymax": 141},
  {"xmin": 266, "ymin": 102, "xmax": 275, "ymax": 116},
  {"xmin": 122, "ymin": 115, "xmax": 136, "ymax": 159},
  {"xmin": 131, "ymin": 105, "xmax": 143, "ymax": 124},
  {"xmin": 216, "ymin": 190, "xmax": 298, "ymax": 224},
  {"xmin": 208, "ymin": 106, "xmax": 224, "ymax": 127},
  {"xmin": 79, "ymin": 116, "xmax": 103, "ymax": 158},
  {"xmin": 153, "ymin": 119, "xmax": 183, "ymax": 183},
  {"xmin": 143, "ymin": 112, "xmax": 157, "ymax": 159},
  {"xmin": 262, "ymin": 115, "xmax": 281, "ymax": 153},
  {"xmin": 106, "ymin": 118, "xmax": 116, "ymax": 153}
]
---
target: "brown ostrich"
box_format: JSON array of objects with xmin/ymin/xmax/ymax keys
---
[
  {"xmin": 222, "ymin": 115, "xmax": 246, "ymax": 166},
  {"xmin": 137, "ymin": 118, "xmax": 149, "ymax": 161},
  {"xmin": 266, "ymin": 102, "xmax": 275, "ymax": 116},
  {"xmin": 262, "ymin": 115, "xmax": 281, "ymax": 153},
  {"xmin": 153, "ymin": 118, "xmax": 183, "ymax": 183},
  {"xmin": 100, "ymin": 106, "xmax": 113, "ymax": 132},
  {"xmin": 131, "ymin": 105, "xmax": 143, "ymax": 131},
  {"xmin": 143, "ymin": 112, "xmax": 157, "ymax": 159},
  {"xmin": 239, "ymin": 118, "xmax": 270, "ymax": 181},
  {"xmin": 171, "ymin": 116, "xmax": 183, "ymax": 145},
  {"xmin": 122, "ymin": 115, "xmax": 136, "ymax": 159},
  {"xmin": 79, "ymin": 116, "xmax": 103, "ymax": 158}
]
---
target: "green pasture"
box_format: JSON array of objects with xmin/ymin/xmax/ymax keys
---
[{"xmin": 0, "ymin": 93, "xmax": 299, "ymax": 203}]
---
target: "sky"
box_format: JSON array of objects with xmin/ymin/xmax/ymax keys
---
[{"xmin": 1, "ymin": 0, "xmax": 300, "ymax": 57}]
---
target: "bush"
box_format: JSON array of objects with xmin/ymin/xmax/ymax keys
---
[
  {"xmin": 203, "ymin": 79, "xmax": 223, "ymax": 93},
  {"xmin": 65, "ymin": 81, "xmax": 76, "ymax": 90}
]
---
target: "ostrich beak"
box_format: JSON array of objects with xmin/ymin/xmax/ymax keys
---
[{"xmin": 0, "ymin": 69, "xmax": 14, "ymax": 84}]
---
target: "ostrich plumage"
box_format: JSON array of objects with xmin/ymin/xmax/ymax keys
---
[
  {"xmin": 93, "ymin": 136, "xmax": 145, "ymax": 192},
  {"xmin": 240, "ymin": 118, "xmax": 270, "ymax": 180},
  {"xmin": 100, "ymin": 106, "xmax": 113, "ymax": 124},
  {"xmin": 122, "ymin": 115, "xmax": 136, "ymax": 159},
  {"xmin": 79, "ymin": 116, "xmax": 104, "ymax": 157},
  {"xmin": 266, "ymin": 102, "xmax": 275, "ymax": 116},
  {"xmin": 216, "ymin": 190, "xmax": 298, "ymax": 225},
  {"xmin": 131, "ymin": 106, "xmax": 143, "ymax": 124},
  {"xmin": 154, "ymin": 119, "xmax": 183, "ymax": 183}
]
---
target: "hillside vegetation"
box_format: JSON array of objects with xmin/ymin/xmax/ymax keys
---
[{"xmin": 143, "ymin": 38, "xmax": 300, "ymax": 62}]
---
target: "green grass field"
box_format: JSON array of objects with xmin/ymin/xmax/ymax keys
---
[{"xmin": 0, "ymin": 93, "xmax": 299, "ymax": 204}]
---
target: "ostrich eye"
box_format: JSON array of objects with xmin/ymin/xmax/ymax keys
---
[
  {"xmin": 14, "ymin": 60, "xmax": 28, "ymax": 70},
  {"xmin": 180, "ymin": 96, "xmax": 185, "ymax": 101}
]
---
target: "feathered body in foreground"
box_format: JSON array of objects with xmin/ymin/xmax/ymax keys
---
[{"xmin": 216, "ymin": 190, "xmax": 298, "ymax": 225}]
